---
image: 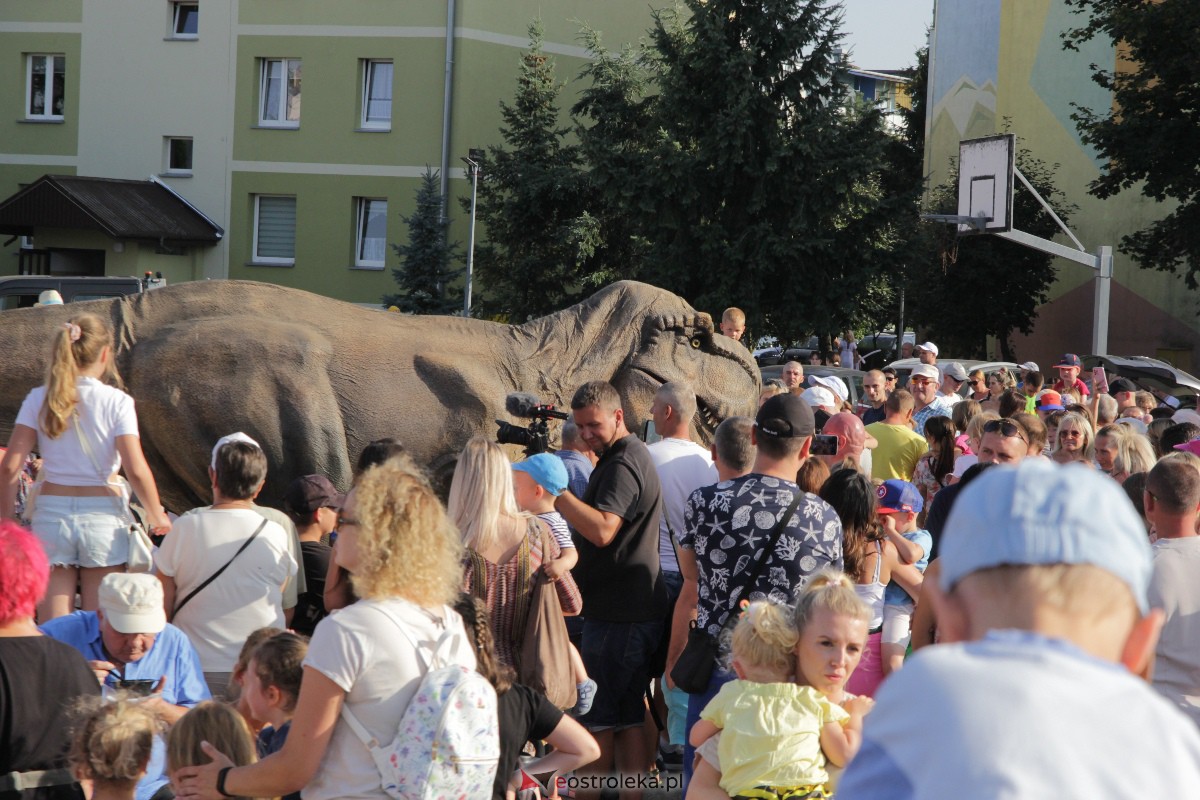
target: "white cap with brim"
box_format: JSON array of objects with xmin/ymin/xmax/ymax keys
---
[
  {"xmin": 808, "ymin": 374, "xmax": 849, "ymax": 404},
  {"xmin": 915, "ymin": 341, "xmax": 939, "ymax": 357},
  {"xmin": 801, "ymin": 386, "xmax": 837, "ymax": 411},
  {"xmin": 98, "ymin": 573, "xmax": 167, "ymax": 634},
  {"xmin": 938, "ymin": 461, "xmax": 1151, "ymax": 613}
]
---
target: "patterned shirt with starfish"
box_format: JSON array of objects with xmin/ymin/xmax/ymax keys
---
[{"xmin": 680, "ymin": 474, "xmax": 843, "ymax": 637}]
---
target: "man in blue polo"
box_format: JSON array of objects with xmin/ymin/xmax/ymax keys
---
[{"xmin": 42, "ymin": 573, "xmax": 209, "ymax": 800}]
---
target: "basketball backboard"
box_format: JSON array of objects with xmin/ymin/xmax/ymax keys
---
[{"xmin": 957, "ymin": 134, "xmax": 1015, "ymax": 234}]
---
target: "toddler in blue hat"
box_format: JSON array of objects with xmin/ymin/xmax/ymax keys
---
[
  {"xmin": 512, "ymin": 454, "xmax": 597, "ymax": 714},
  {"xmin": 876, "ymin": 480, "xmax": 931, "ymax": 679}
]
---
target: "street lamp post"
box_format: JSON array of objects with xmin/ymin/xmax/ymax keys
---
[{"xmin": 462, "ymin": 148, "xmax": 483, "ymax": 318}]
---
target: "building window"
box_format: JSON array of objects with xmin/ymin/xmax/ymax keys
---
[
  {"xmin": 361, "ymin": 61, "xmax": 393, "ymax": 129},
  {"xmin": 164, "ymin": 137, "xmax": 193, "ymax": 175},
  {"xmin": 253, "ymin": 195, "xmax": 296, "ymax": 265},
  {"xmin": 259, "ymin": 58, "xmax": 301, "ymax": 127},
  {"xmin": 26, "ymin": 54, "xmax": 65, "ymax": 120},
  {"xmin": 355, "ymin": 198, "xmax": 387, "ymax": 268},
  {"xmin": 170, "ymin": 2, "xmax": 198, "ymax": 39}
]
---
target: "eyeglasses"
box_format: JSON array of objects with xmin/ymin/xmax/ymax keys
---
[
  {"xmin": 983, "ymin": 418, "xmax": 1028, "ymax": 443},
  {"xmin": 337, "ymin": 516, "xmax": 359, "ymax": 528},
  {"xmin": 884, "ymin": 375, "xmax": 897, "ymax": 382},
  {"xmin": 909, "ymin": 377, "xmax": 934, "ymax": 386}
]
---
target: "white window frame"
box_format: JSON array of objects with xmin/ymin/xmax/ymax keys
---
[
  {"xmin": 354, "ymin": 197, "xmax": 388, "ymax": 269},
  {"xmin": 25, "ymin": 54, "xmax": 65, "ymax": 121},
  {"xmin": 163, "ymin": 136, "xmax": 193, "ymax": 175},
  {"xmin": 170, "ymin": 2, "xmax": 199, "ymax": 39},
  {"xmin": 360, "ymin": 60, "xmax": 393, "ymax": 130},
  {"xmin": 259, "ymin": 58, "xmax": 301, "ymax": 128},
  {"xmin": 252, "ymin": 195, "xmax": 297, "ymax": 266}
]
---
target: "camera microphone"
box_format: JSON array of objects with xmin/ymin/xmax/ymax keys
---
[{"xmin": 505, "ymin": 392, "xmax": 569, "ymax": 420}]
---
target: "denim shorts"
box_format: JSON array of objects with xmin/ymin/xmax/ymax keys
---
[
  {"xmin": 31, "ymin": 495, "xmax": 130, "ymax": 568},
  {"xmin": 579, "ymin": 617, "xmax": 664, "ymax": 730}
]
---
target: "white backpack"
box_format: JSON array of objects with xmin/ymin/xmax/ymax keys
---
[{"xmin": 340, "ymin": 605, "xmax": 500, "ymax": 800}]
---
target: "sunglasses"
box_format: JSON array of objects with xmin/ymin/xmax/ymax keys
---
[{"xmin": 983, "ymin": 418, "xmax": 1028, "ymax": 443}]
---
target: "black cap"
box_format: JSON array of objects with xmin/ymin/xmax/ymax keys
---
[
  {"xmin": 284, "ymin": 475, "xmax": 345, "ymax": 516},
  {"xmin": 1109, "ymin": 377, "xmax": 1137, "ymax": 396},
  {"xmin": 755, "ymin": 393, "xmax": 816, "ymax": 439}
]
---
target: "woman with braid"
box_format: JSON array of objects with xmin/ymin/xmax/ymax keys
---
[{"xmin": 453, "ymin": 594, "xmax": 598, "ymax": 799}]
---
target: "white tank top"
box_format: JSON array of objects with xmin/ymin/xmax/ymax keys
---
[{"xmin": 854, "ymin": 540, "xmax": 886, "ymax": 630}]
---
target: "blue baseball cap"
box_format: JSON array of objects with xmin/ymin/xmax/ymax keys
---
[
  {"xmin": 938, "ymin": 461, "xmax": 1152, "ymax": 613},
  {"xmin": 512, "ymin": 453, "xmax": 569, "ymax": 497},
  {"xmin": 1054, "ymin": 353, "xmax": 1082, "ymax": 369},
  {"xmin": 876, "ymin": 480, "xmax": 923, "ymax": 514}
]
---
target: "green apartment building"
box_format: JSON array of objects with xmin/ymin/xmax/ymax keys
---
[{"xmin": 0, "ymin": 1, "xmax": 653, "ymax": 304}]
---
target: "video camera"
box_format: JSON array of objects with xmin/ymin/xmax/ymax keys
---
[{"xmin": 496, "ymin": 392, "xmax": 569, "ymax": 457}]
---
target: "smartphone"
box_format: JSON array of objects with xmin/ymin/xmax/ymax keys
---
[
  {"xmin": 810, "ymin": 434, "xmax": 838, "ymax": 456},
  {"xmin": 642, "ymin": 419, "xmax": 662, "ymax": 445},
  {"xmin": 117, "ymin": 678, "xmax": 157, "ymax": 697},
  {"xmin": 1092, "ymin": 366, "xmax": 1109, "ymax": 395}
]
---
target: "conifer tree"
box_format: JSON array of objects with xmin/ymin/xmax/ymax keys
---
[{"xmin": 383, "ymin": 169, "xmax": 463, "ymax": 315}]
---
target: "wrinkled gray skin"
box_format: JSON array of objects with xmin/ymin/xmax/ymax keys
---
[{"xmin": 0, "ymin": 280, "xmax": 759, "ymax": 512}]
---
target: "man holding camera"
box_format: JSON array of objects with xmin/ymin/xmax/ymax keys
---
[
  {"xmin": 41, "ymin": 573, "xmax": 210, "ymax": 800},
  {"xmin": 555, "ymin": 380, "xmax": 667, "ymax": 800}
]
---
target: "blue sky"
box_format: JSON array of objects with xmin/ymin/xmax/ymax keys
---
[{"xmin": 840, "ymin": 0, "xmax": 934, "ymax": 70}]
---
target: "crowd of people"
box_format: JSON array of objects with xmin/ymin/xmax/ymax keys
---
[{"xmin": 2, "ymin": 310, "xmax": 1200, "ymax": 800}]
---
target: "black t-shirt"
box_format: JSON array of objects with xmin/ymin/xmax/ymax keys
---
[
  {"xmin": 574, "ymin": 434, "xmax": 667, "ymax": 622},
  {"xmin": 494, "ymin": 684, "xmax": 563, "ymax": 800},
  {"xmin": 293, "ymin": 540, "xmax": 332, "ymax": 637},
  {"xmin": 861, "ymin": 405, "xmax": 886, "ymax": 426},
  {"xmin": 0, "ymin": 636, "xmax": 99, "ymax": 800}
]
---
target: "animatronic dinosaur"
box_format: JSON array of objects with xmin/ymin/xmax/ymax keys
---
[{"xmin": 0, "ymin": 280, "xmax": 759, "ymax": 511}]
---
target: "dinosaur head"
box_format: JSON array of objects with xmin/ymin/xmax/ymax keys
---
[{"xmin": 615, "ymin": 308, "xmax": 761, "ymax": 445}]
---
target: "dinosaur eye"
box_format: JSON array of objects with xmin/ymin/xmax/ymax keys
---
[{"xmin": 690, "ymin": 337, "xmax": 702, "ymax": 349}]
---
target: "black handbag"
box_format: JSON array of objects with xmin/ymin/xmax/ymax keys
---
[{"xmin": 670, "ymin": 490, "xmax": 804, "ymax": 693}]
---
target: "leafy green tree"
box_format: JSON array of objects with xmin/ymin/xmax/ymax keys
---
[
  {"xmin": 1063, "ymin": 0, "xmax": 1200, "ymax": 286},
  {"xmin": 574, "ymin": 0, "xmax": 896, "ymax": 344},
  {"xmin": 909, "ymin": 144, "xmax": 1077, "ymax": 359},
  {"xmin": 382, "ymin": 168, "xmax": 463, "ymax": 315},
  {"xmin": 469, "ymin": 22, "xmax": 618, "ymax": 321}
]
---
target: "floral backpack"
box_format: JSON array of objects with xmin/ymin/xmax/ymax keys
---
[{"xmin": 340, "ymin": 605, "xmax": 500, "ymax": 800}]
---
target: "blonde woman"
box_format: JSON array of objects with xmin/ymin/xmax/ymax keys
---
[
  {"xmin": 71, "ymin": 697, "xmax": 161, "ymax": 800},
  {"xmin": 172, "ymin": 458, "xmax": 475, "ymax": 800},
  {"xmin": 0, "ymin": 313, "xmax": 170, "ymax": 620},
  {"xmin": 1051, "ymin": 412, "xmax": 1095, "ymax": 466},
  {"xmin": 1110, "ymin": 433, "xmax": 1157, "ymax": 485},
  {"xmin": 449, "ymin": 436, "xmax": 581, "ymax": 669}
]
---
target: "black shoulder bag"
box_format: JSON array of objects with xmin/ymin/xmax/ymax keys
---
[{"xmin": 670, "ymin": 490, "xmax": 804, "ymax": 693}]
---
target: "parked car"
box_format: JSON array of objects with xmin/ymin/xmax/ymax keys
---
[
  {"xmin": 755, "ymin": 335, "xmax": 823, "ymax": 367},
  {"xmin": 859, "ymin": 330, "xmax": 916, "ymax": 370},
  {"xmin": 885, "ymin": 358, "xmax": 1021, "ymax": 398},
  {"xmin": 1082, "ymin": 355, "xmax": 1200, "ymax": 409},
  {"xmin": 760, "ymin": 365, "xmax": 866, "ymax": 408},
  {"xmin": 0, "ymin": 274, "xmax": 164, "ymax": 311}
]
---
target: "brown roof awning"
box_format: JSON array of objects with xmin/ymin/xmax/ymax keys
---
[{"xmin": 0, "ymin": 174, "xmax": 222, "ymax": 245}]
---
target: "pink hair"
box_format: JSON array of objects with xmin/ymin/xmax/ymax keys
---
[{"xmin": 0, "ymin": 521, "xmax": 49, "ymax": 624}]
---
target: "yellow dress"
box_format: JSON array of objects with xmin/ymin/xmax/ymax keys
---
[{"xmin": 700, "ymin": 680, "xmax": 850, "ymax": 797}]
